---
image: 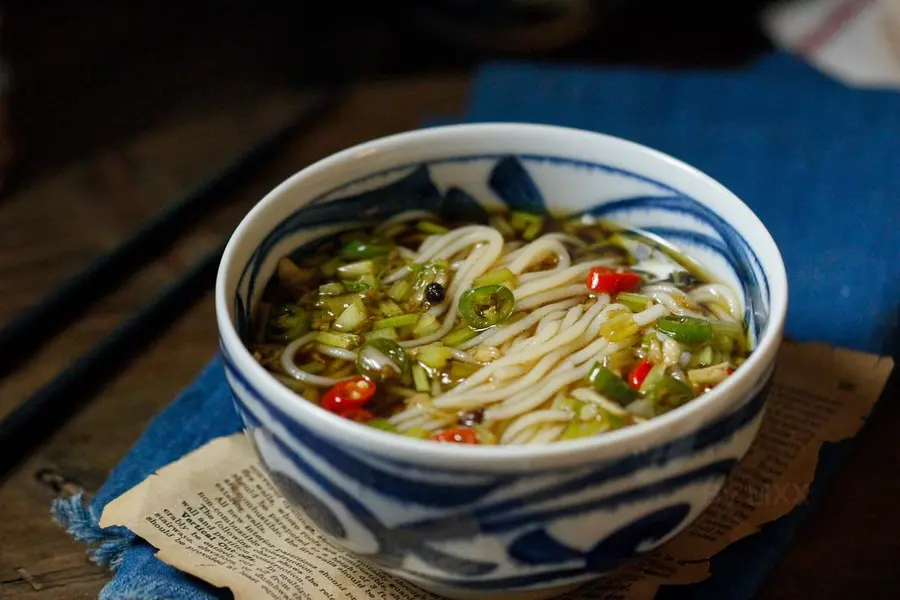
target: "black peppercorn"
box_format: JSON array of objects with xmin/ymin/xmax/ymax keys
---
[{"xmin": 425, "ymin": 282, "xmax": 446, "ymax": 303}]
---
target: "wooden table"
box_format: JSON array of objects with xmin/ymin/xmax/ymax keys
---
[{"xmin": 1, "ymin": 3, "xmax": 898, "ymax": 599}]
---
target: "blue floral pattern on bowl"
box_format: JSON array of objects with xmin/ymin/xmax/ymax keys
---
[{"xmin": 222, "ymin": 153, "xmax": 774, "ymax": 599}]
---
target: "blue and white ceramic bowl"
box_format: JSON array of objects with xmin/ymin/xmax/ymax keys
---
[{"xmin": 216, "ymin": 123, "xmax": 788, "ymax": 600}]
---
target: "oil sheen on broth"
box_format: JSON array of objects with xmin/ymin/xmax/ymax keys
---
[{"xmin": 249, "ymin": 209, "xmax": 750, "ymax": 446}]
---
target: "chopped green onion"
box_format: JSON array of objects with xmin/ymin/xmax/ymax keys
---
[
  {"xmin": 442, "ymin": 326, "xmax": 479, "ymax": 347},
  {"xmin": 315, "ymin": 330, "xmax": 361, "ymax": 349},
  {"xmin": 316, "ymin": 294, "xmax": 364, "ymax": 318},
  {"xmin": 339, "ymin": 239, "xmax": 391, "ymax": 260},
  {"xmin": 710, "ymin": 320, "xmax": 746, "ymax": 351},
  {"xmin": 374, "ymin": 313, "xmax": 420, "ymax": 330},
  {"xmin": 321, "ymin": 257, "xmax": 343, "ymax": 277},
  {"xmin": 318, "ymin": 281, "xmax": 345, "ymax": 296},
  {"xmin": 413, "ymin": 314, "xmax": 441, "ymax": 338},
  {"xmin": 657, "ymin": 316, "xmax": 712, "ymax": 344},
  {"xmin": 473, "ymin": 268, "xmax": 515, "ymax": 287},
  {"xmin": 587, "ymin": 363, "xmax": 638, "ymax": 405},
  {"xmin": 618, "ymin": 292, "xmax": 651, "ymax": 312},
  {"xmin": 388, "ymin": 279, "xmax": 413, "ymax": 302},
  {"xmin": 510, "ymin": 211, "xmax": 544, "ymax": 241},
  {"xmin": 337, "ymin": 259, "xmax": 375, "ymax": 278},
  {"xmin": 458, "ymin": 285, "xmax": 515, "ymax": 329},
  {"xmin": 643, "ymin": 375, "xmax": 694, "ymax": 413},
  {"xmin": 639, "ymin": 364, "xmax": 667, "ymax": 393},
  {"xmin": 365, "ymin": 327, "xmax": 398, "ymax": 341},
  {"xmin": 552, "ymin": 396, "xmax": 583, "ymax": 414},
  {"xmin": 367, "ymin": 418, "xmax": 395, "ymax": 432},
  {"xmin": 417, "ymin": 221, "xmax": 449, "ymax": 235},
  {"xmin": 599, "ymin": 312, "xmax": 639, "ymax": 343},
  {"xmin": 333, "ymin": 302, "xmax": 367, "ymax": 332},
  {"xmin": 412, "ymin": 364, "xmax": 430, "ymax": 392},
  {"xmin": 404, "ymin": 426, "xmax": 431, "ymax": 439},
  {"xmin": 265, "ymin": 305, "xmax": 310, "ymax": 343},
  {"xmin": 473, "ymin": 425, "xmax": 497, "ymax": 445},
  {"xmin": 488, "ymin": 214, "xmax": 516, "ymax": 239},
  {"xmin": 357, "ymin": 338, "xmax": 410, "ymax": 382},
  {"xmin": 416, "ymin": 345, "xmax": 454, "ymax": 369},
  {"xmin": 687, "ymin": 362, "xmax": 733, "ymax": 387},
  {"xmin": 561, "ymin": 420, "xmax": 608, "ymax": 440},
  {"xmin": 342, "ymin": 280, "xmax": 369, "ymax": 292},
  {"xmin": 379, "ymin": 300, "xmax": 404, "ymax": 317},
  {"xmin": 449, "ymin": 361, "xmax": 480, "ymax": 380},
  {"xmin": 689, "ymin": 345, "xmax": 715, "ymax": 368}
]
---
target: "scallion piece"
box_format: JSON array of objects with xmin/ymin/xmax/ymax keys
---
[
  {"xmin": 333, "ymin": 302, "xmax": 367, "ymax": 332},
  {"xmin": 404, "ymin": 426, "xmax": 431, "ymax": 439},
  {"xmin": 378, "ymin": 299, "xmax": 404, "ymax": 317},
  {"xmin": 510, "ymin": 211, "xmax": 545, "ymax": 240},
  {"xmin": 412, "ymin": 314, "xmax": 440, "ymax": 338},
  {"xmin": 388, "ymin": 279, "xmax": 413, "ymax": 302},
  {"xmin": 339, "ymin": 239, "xmax": 391, "ymax": 260},
  {"xmin": 417, "ymin": 221, "xmax": 449, "ymax": 235},
  {"xmin": 321, "ymin": 257, "xmax": 343, "ymax": 277},
  {"xmin": 442, "ymin": 326, "xmax": 478, "ymax": 347},
  {"xmin": 375, "ymin": 313, "xmax": 419, "ymax": 330},
  {"xmin": 367, "ymin": 418, "xmax": 395, "ymax": 432},
  {"xmin": 412, "ymin": 364, "xmax": 430, "ymax": 392},
  {"xmin": 473, "ymin": 267, "xmax": 515, "ymax": 287},
  {"xmin": 449, "ymin": 361, "xmax": 480, "ymax": 380},
  {"xmin": 365, "ymin": 327, "xmax": 398, "ymax": 341},
  {"xmin": 416, "ymin": 345, "xmax": 454, "ymax": 369},
  {"xmin": 617, "ymin": 292, "xmax": 651, "ymax": 313},
  {"xmin": 657, "ymin": 316, "xmax": 712, "ymax": 344},
  {"xmin": 561, "ymin": 420, "xmax": 609, "ymax": 440},
  {"xmin": 318, "ymin": 281, "xmax": 345, "ymax": 296},
  {"xmin": 337, "ymin": 259, "xmax": 375, "ymax": 279},
  {"xmin": 587, "ymin": 363, "xmax": 638, "ymax": 405},
  {"xmin": 315, "ymin": 330, "xmax": 360, "ymax": 349}
]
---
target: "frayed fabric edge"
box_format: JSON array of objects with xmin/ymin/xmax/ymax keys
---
[{"xmin": 51, "ymin": 490, "xmax": 135, "ymax": 571}]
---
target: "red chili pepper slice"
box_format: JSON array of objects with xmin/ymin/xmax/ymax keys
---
[
  {"xmin": 321, "ymin": 377, "xmax": 376, "ymax": 413},
  {"xmin": 726, "ymin": 368, "xmax": 735, "ymax": 376},
  {"xmin": 430, "ymin": 428, "xmax": 479, "ymax": 444},
  {"xmin": 628, "ymin": 358, "xmax": 654, "ymax": 390},
  {"xmin": 586, "ymin": 267, "xmax": 641, "ymax": 295},
  {"xmin": 339, "ymin": 408, "xmax": 375, "ymax": 423}
]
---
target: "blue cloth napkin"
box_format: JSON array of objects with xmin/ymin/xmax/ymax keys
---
[
  {"xmin": 463, "ymin": 56, "xmax": 900, "ymax": 356},
  {"xmin": 55, "ymin": 52, "xmax": 897, "ymax": 599}
]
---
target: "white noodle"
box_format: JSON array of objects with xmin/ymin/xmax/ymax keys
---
[
  {"xmin": 690, "ymin": 283, "xmax": 743, "ymax": 321},
  {"xmin": 281, "ymin": 333, "xmax": 342, "ymax": 387},
  {"xmin": 499, "ymin": 409, "xmax": 572, "ymax": 444},
  {"xmin": 315, "ymin": 344, "xmax": 358, "ymax": 361}
]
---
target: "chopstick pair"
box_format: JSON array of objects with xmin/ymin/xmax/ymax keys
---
[{"xmin": 0, "ymin": 87, "xmax": 341, "ymax": 479}]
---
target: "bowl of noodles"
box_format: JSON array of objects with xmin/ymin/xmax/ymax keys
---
[{"xmin": 216, "ymin": 123, "xmax": 787, "ymax": 599}]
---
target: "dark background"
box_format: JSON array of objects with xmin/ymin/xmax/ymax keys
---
[{"xmin": 3, "ymin": 0, "xmax": 777, "ymax": 194}]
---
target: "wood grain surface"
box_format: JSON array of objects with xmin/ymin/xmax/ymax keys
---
[{"xmin": 0, "ymin": 76, "xmax": 470, "ymax": 598}]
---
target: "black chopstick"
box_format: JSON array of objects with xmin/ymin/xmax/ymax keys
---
[
  {"xmin": 0, "ymin": 242, "xmax": 224, "ymax": 479},
  {"xmin": 0, "ymin": 87, "xmax": 337, "ymax": 380}
]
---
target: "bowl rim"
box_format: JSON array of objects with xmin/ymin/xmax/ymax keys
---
[{"xmin": 216, "ymin": 122, "xmax": 788, "ymax": 470}]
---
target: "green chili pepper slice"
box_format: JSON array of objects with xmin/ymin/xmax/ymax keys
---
[
  {"xmin": 458, "ymin": 285, "xmax": 515, "ymax": 329},
  {"xmin": 265, "ymin": 305, "xmax": 310, "ymax": 343},
  {"xmin": 587, "ymin": 363, "xmax": 638, "ymax": 405},
  {"xmin": 657, "ymin": 316, "xmax": 713, "ymax": 344},
  {"xmin": 356, "ymin": 337, "xmax": 410, "ymax": 382},
  {"xmin": 339, "ymin": 239, "xmax": 391, "ymax": 260},
  {"xmin": 643, "ymin": 375, "xmax": 694, "ymax": 413}
]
